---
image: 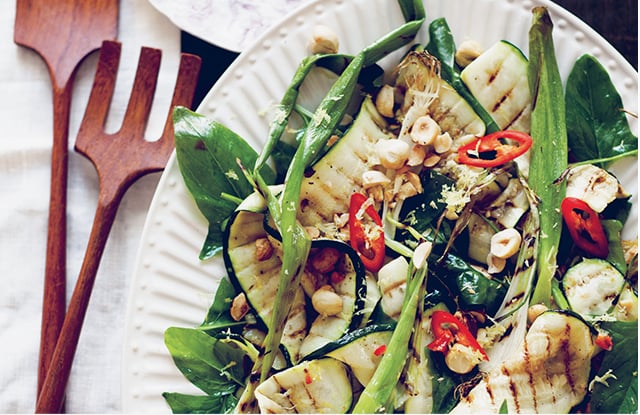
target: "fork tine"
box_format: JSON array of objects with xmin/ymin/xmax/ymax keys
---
[
  {"xmin": 119, "ymin": 46, "xmax": 162, "ymax": 137},
  {"xmin": 78, "ymin": 40, "xmax": 121, "ymax": 139},
  {"xmin": 137, "ymin": 52, "xmax": 202, "ymax": 173},
  {"xmin": 159, "ymin": 53, "xmax": 202, "ymax": 141}
]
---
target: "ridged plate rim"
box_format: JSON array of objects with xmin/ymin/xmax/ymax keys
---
[{"xmin": 121, "ymin": 0, "xmax": 638, "ymax": 411}]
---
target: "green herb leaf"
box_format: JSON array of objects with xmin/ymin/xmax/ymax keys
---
[
  {"xmin": 162, "ymin": 391, "xmax": 238, "ymax": 414},
  {"xmin": 602, "ymin": 196, "xmax": 632, "ymax": 225},
  {"xmin": 199, "ymin": 277, "xmax": 244, "ymax": 333},
  {"xmin": 361, "ymin": 18, "xmax": 425, "ymax": 67},
  {"xmin": 429, "ymin": 352, "xmax": 464, "ymax": 413},
  {"xmin": 400, "ymin": 170, "xmax": 454, "ymax": 234},
  {"xmin": 565, "ymin": 54, "xmax": 638, "ymax": 167},
  {"xmin": 589, "ymin": 320, "xmax": 638, "ymax": 413},
  {"xmin": 398, "ymin": 0, "xmax": 425, "ymax": 22},
  {"xmin": 164, "ymin": 327, "xmax": 247, "ymax": 395},
  {"xmin": 173, "ymin": 107, "xmax": 275, "ymax": 259},
  {"xmin": 602, "ymin": 220, "xmax": 628, "ymax": 276},
  {"xmin": 438, "ymin": 253, "xmax": 507, "ymax": 315}
]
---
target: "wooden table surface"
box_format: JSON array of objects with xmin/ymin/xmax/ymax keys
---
[{"xmin": 183, "ymin": 0, "xmax": 638, "ymax": 107}]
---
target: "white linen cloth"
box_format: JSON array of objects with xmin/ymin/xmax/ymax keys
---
[{"xmin": 0, "ymin": 0, "xmax": 181, "ymax": 412}]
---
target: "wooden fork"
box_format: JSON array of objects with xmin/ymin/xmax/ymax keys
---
[
  {"xmin": 13, "ymin": 0, "xmax": 118, "ymax": 398},
  {"xmin": 35, "ymin": 40, "xmax": 201, "ymax": 413}
]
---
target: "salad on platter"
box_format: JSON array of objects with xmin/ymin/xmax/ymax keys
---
[{"xmin": 160, "ymin": 0, "xmax": 638, "ymax": 413}]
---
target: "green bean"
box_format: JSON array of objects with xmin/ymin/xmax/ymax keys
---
[
  {"xmin": 361, "ymin": 19, "xmax": 425, "ymax": 67},
  {"xmin": 253, "ymin": 53, "xmax": 353, "ymax": 174},
  {"xmin": 353, "ymin": 258, "xmax": 428, "ymax": 413},
  {"xmin": 398, "ymin": 0, "xmax": 425, "ymax": 22},
  {"xmin": 260, "ymin": 52, "xmax": 366, "ymax": 382}
]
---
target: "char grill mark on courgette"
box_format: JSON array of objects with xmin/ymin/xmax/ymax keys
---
[
  {"xmin": 302, "ymin": 150, "xmax": 370, "ymax": 223},
  {"xmin": 504, "ymin": 105, "xmax": 529, "ymax": 131},
  {"xmin": 255, "ymin": 357, "xmax": 353, "ymax": 413},
  {"xmin": 451, "ymin": 311, "xmax": 595, "ymax": 414},
  {"xmin": 430, "ymin": 98, "xmax": 477, "ymax": 135},
  {"xmin": 426, "ymin": 79, "xmax": 486, "ymax": 141},
  {"xmin": 460, "ymin": 40, "xmax": 532, "ymax": 132},
  {"xmin": 562, "ymin": 258, "xmax": 626, "ymax": 317},
  {"xmin": 298, "ymin": 96, "xmax": 391, "ymax": 228}
]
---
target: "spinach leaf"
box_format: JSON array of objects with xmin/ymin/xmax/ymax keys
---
[
  {"xmin": 602, "ymin": 196, "xmax": 632, "ymax": 225},
  {"xmin": 565, "ymin": 54, "xmax": 638, "ymax": 167},
  {"xmin": 199, "ymin": 277, "xmax": 244, "ymax": 333},
  {"xmin": 173, "ymin": 107, "xmax": 276, "ymax": 259},
  {"xmin": 401, "ymin": 170, "xmax": 453, "ymax": 234},
  {"xmin": 436, "ymin": 253, "xmax": 507, "ymax": 315},
  {"xmin": 429, "ymin": 351, "xmax": 464, "ymax": 413},
  {"xmin": 271, "ymin": 136, "xmax": 297, "ymax": 183},
  {"xmin": 164, "ymin": 327, "xmax": 247, "ymax": 395},
  {"xmin": 589, "ymin": 320, "xmax": 638, "ymax": 413},
  {"xmin": 602, "ymin": 220, "xmax": 627, "ymax": 276},
  {"xmin": 162, "ymin": 391, "xmax": 238, "ymax": 414}
]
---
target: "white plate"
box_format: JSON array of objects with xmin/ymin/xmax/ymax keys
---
[
  {"xmin": 147, "ymin": 0, "xmax": 310, "ymax": 52},
  {"xmin": 121, "ymin": 0, "xmax": 638, "ymax": 411}
]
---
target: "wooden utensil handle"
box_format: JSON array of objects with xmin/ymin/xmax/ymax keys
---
[
  {"xmin": 37, "ymin": 84, "xmax": 72, "ymax": 397},
  {"xmin": 35, "ymin": 192, "xmax": 121, "ymax": 414}
]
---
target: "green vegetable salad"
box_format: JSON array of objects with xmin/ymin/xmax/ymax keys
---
[{"xmin": 162, "ymin": 0, "xmax": 638, "ymax": 413}]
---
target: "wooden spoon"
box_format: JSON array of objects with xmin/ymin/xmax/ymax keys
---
[{"xmin": 13, "ymin": 0, "xmax": 118, "ymax": 399}]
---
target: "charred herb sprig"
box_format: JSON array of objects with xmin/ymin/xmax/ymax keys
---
[{"xmin": 528, "ymin": 7, "xmax": 568, "ymax": 307}]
